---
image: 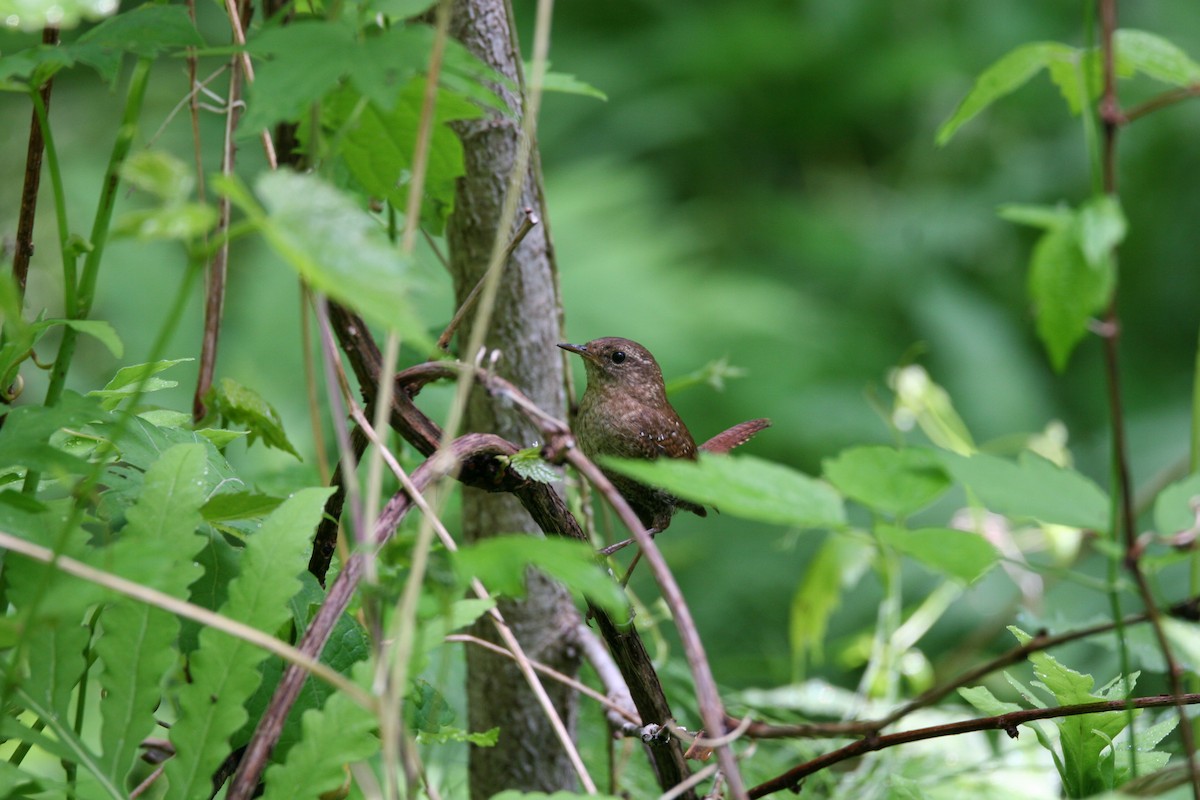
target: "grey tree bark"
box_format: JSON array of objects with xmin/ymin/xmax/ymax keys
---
[{"xmin": 445, "ymin": 1, "xmax": 582, "ymax": 797}]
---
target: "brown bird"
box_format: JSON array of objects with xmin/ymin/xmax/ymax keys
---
[{"xmin": 558, "ymin": 337, "xmax": 770, "ymax": 548}]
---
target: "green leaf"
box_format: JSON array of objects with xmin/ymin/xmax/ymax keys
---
[
  {"xmin": 1152, "ymin": 473, "xmax": 1200, "ymax": 536},
  {"xmin": 958, "ymin": 684, "xmax": 1022, "ymax": 716},
  {"xmin": 71, "ymin": 5, "xmax": 205, "ymax": 83},
  {"xmin": 877, "ymin": 525, "xmax": 998, "ymax": 584},
  {"xmin": 1116, "ymin": 29, "xmax": 1200, "ymax": 87},
  {"xmin": 95, "ymin": 444, "xmax": 208, "ymax": 783},
  {"xmin": 501, "ymin": 447, "xmax": 558, "ymax": 484},
  {"xmin": 331, "ymin": 78, "xmax": 482, "ymax": 234},
  {"xmin": 35, "ymin": 319, "xmax": 124, "ymax": 358},
  {"xmin": 822, "ymin": 446, "xmax": 950, "ymax": 518},
  {"xmin": 454, "ymin": 535, "xmax": 626, "ymax": 615},
  {"xmin": 1010, "ymin": 626, "xmax": 1135, "ymax": 796},
  {"xmin": 243, "ymin": 19, "xmax": 361, "ymax": 133},
  {"xmin": 233, "ymin": 170, "xmax": 432, "ymax": 347},
  {"xmin": 165, "ymin": 487, "xmax": 333, "ymax": 800},
  {"xmin": 240, "ymin": 572, "xmax": 370, "ymax": 761},
  {"xmin": 88, "ymin": 358, "xmax": 193, "ymax": 410},
  {"xmin": 114, "ymin": 203, "xmax": 218, "ymax": 242},
  {"xmin": 941, "ymin": 451, "xmax": 1110, "ymax": 531},
  {"xmin": 937, "ymin": 41, "xmax": 1078, "ymax": 145},
  {"xmin": 261, "ymin": 662, "xmax": 378, "ymax": 800},
  {"xmin": 8, "ymin": 687, "xmax": 125, "ymax": 799},
  {"xmin": 0, "ymin": 391, "xmax": 104, "ymax": 475},
  {"xmin": 601, "ymin": 453, "xmax": 845, "ymax": 528},
  {"xmin": 201, "ymin": 491, "xmax": 285, "ymax": 522},
  {"xmin": 537, "ymin": 68, "xmax": 608, "ymax": 101},
  {"xmin": 788, "ymin": 534, "xmax": 873, "ymax": 676},
  {"xmin": 1076, "ymin": 195, "xmax": 1126, "ymax": 270},
  {"xmin": 1027, "ymin": 225, "xmax": 1114, "ymax": 371},
  {"xmin": 120, "ymin": 150, "xmax": 196, "ymax": 200},
  {"xmin": 206, "ymin": 377, "xmax": 301, "ymax": 458}
]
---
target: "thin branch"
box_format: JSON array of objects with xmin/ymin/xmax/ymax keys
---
[
  {"xmin": 736, "ymin": 595, "xmax": 1200, "ymax": 740},
  {"xmin": 747, "ymin": 692, "xmax": 1200, "ymax": 799},
  {"xmin": 1123, "ymin": 84, "xmax": 1200, "ymax": 124},
  {"xmin": 192, "ymin": 48, "xmax": 243, "ymax": 422},
  {"xmin": 1096, "ymin": 1, "xmax": 1199, "ymax": 792},
  {"xmin": 10, "ymin": 26, "xmax": 59, "ymax": 298}
]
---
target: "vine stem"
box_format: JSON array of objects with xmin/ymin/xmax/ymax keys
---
[
  {"xmin": 35, "ymin": 56, "xmax": 153, "ymax": 429},
  {"xmin": 1096, "ymin": 0, "xmax": 1198, "ymax": 794}
]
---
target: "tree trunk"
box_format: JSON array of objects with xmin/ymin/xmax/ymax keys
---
[{"xmin": 445, "ymin": 1, "xmax": 581, "ymax": 797}]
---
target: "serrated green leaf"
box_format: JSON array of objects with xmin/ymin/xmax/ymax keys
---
[
  {"xmin": 165, "ymin": 487, "xmax": 333, "ymax": 800},
  {"xmin": 455, "ymin": 535, "xmax": 626, "ymax": 615},
  {"xmin": 207, "ymin": 377, "xmax": 300, "ymax": 458},
  {"xmin": 1027, "ymin": 225, "xmax": 1114, "ymax": 371},
  {"xmin": 235, "ymin": 170, "xmax": 432, "ymax": 347},
  {"xmin": 789, "ymin": 533, "xmax": 872, "ymax": 677},
  {"xmin": 261, "ymin": 662, "xmax": 378, "ymax": 800},
  {"xmin": 822, "ymin": 446, "xmax": 949, "ymax": 518},
  {"xmin": 332, "ymin": 78, "xmax": 482, "ymax": 235},
  {"xmin": 877, "ymin": 525, "xmax": 998, "ymax": 583},
  {"xmin": 95, "ymin": 444, "xmax": 208, "ymax": 782},
  {"xmin": 602, "ymin": 453, "xmax": 845, "ymax": 529},
  {"xmin": 8, "ymin": 687, "xmax": 125, "ymax": 799},
  {"xmin": 240, "ymin": 572, "xmax": 370, "ymax": 761},
  {"xmin": 503, "ymin": 447, "xmax": 558, "ymax": 484},
  {"xmin": 243, "ymin": 19, "xmax": 360, "ymax": 133},
  {"xmin": 0, "ymin": 391, "xmax": 103, "ymax": 475},
  {"xmin": 937, "ymin": 41, "xmax": 1078, "ymax": 145},
  {"xmin": 1116, "ymin": 29, "xmax": 1200, "ymax": 87},
  {"xmin": 941, "ymin": 451, "xmax": 1109, "ymax": 530}
]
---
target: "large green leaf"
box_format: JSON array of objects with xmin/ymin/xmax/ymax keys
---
[
  {"xmin": 1116, "ymin": 29, "xmax": 1200, "ymax": 87},
  {"xmin": 223, "ymin": 171, "xmax": 432, "ymax": 347},
  {"xmin": 333, "ymin": 77, "xmax": 484, "ymax": 234},
  {"xmin": 822, "ymin": 446, "xmax": 949, "ymax": 518},
  {"xmin": 940, "ymin": 451, "xmax": 1109, "ymax": 531},
  {"xmin": 95, "ymin": 444, "xmax": 208, "ymax": 783},
  {"xmin": 1026, "ymin": 225, "xmax": 1114, "ymax": 371},
  {"xmin": 1153, "ymin": 472, "xmax": 1200, "ymax": 537},
  {"xmin": 455, "ymin": 535, "xmax": 625, "ymax": 614},
  {"xmin": 261, "ymin": 663, "xmax": 378, "ymax": 800},
  {"xmin": 937, "ymin": 41, "xmax": 1078, "ymax": 145},
  {"xmin": 165, "ymin": 488, "xmax": 333, "ymax": 800},
  {"xmin": 602, "ymin": 453, "xmax": 846, "ymax": 529},
  {"xmin": 876, "ymin": 525, "xmax": 998, "ymax": 584}
]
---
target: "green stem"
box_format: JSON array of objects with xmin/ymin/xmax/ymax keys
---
[
  {"xmin": 41, "ymin": 57, "xmax": 153, "ymax": 411},
  {"xmin": 29, "ymin": 86, "xmax": 74, "ymax": 314}
]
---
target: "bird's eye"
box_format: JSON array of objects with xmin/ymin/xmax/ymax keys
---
[{"xmin": 611, "ymin": 351, "xmax": 626, "ymax": 364}]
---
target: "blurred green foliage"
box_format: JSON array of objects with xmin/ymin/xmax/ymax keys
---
[{"xmin": 3, "ymin": 0, "xmax": 1200, "ymax": 699}]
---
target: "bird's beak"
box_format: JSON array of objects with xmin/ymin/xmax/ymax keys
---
[{"xmin": 558, "ymin": 342, "xmax": 595, "ymax": 362}]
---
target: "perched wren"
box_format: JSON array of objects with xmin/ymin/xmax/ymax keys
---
[{"xmin": 558, "ymin": 337, "xmax": 770, "ymax": 538}]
